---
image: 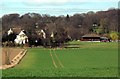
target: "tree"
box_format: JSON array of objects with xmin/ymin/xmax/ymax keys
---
[
  {"xmin": 99, "ymin": 18, "xmax": 109, "ymax": 34},
  {"xmin": 109, "ymin": 31, "xmax": 119, "ymax": 41},
  {"xmin": 66, "ymin": 14, "xmax": 70, "ymax": 21},
  {"xmin": 2, "ymin": 9, "xmax": 119, "ymax": 47}
]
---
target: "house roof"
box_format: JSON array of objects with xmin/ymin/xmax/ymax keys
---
[
  {"xmin": 19, "ymin": 30, "xmax": 26, "ymax": 35},
  {"xmin": 82, "ymin": 33, "xmax": 100, "ymax": 37}
]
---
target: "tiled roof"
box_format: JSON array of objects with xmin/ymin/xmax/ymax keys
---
[{"xmin": 82, "ymin": 33, "xmax": 100, "ymax": 37}]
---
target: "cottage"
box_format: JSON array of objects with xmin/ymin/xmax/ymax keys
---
[{"xmin": 14, "ymin": 30, "xmax": 28, "ymax": 44}]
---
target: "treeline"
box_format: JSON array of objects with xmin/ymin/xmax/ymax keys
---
[{"xmin": 1, "ymin": 8, "xmax": 119, "ymax": 46}]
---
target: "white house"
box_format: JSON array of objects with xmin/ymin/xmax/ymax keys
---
[
  {"xmin": 50, "ymin": 32, "xmax": 54, "ymax": 38},
  {"xmin": 40, "ymin": 30, "xmax": 46, "ymax": 39},
  {"xmin": 7, "ymin": 28, "xmax": 13, "ymax": 35},
  {"xmin": 14, "ymin": 30, "xmax": 28, "ymax": 44}
]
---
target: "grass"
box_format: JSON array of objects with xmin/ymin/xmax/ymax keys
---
[{"xmin": 2, "ymin": 41, "xmax": 118, "ymax": 77}]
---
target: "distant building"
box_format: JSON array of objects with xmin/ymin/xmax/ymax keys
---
[
  {"xmin": 40, "ymin": 30, "xmax": 46, "ymax": 39},
  {"xmin": 50, "ymin": 32, "xmax": 54, "ymax": 38},
  {"xmin": 14, "ymin": 30, "xmax": 28, "ymax": 44},
  {"xmin": 81, "ymin": 33, "xmax": 100, "ymax": 42}
]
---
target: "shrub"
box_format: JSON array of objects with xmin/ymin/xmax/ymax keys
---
[{"xmin": 109, "ymin": 31, "xmax": 119, "ymax": 41}]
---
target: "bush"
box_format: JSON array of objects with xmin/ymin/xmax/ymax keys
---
[{"xmin": 109, "ymin": 31, "xmax": 119, "ymax": 41}]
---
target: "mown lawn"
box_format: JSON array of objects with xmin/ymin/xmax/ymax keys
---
[{"xmin": 2, "ymin": 41, "xmax": 118, "ymax": 77}]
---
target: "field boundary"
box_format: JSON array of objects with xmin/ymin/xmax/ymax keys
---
[{"xmin": 0, "ymin": 49, "xmax": 27, "ymax": 69}]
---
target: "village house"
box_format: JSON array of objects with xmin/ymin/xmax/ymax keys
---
[{"xmin": 14, "ymin": 30, "xmax": 28, "ymax": 44}]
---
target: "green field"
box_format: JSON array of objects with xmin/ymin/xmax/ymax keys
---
[{"xmin": 2, "ymin": 41, "xmax": 118, "ymax": 77}]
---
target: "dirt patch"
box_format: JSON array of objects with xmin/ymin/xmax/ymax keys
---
[{"xmin": 2, "ymin": 48, "xmax": 24, "ymax": 65}]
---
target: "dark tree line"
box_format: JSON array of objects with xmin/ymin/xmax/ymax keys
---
[{"xmin": 1, "ymin": 8, "xmax": 119, "ymax": 47}]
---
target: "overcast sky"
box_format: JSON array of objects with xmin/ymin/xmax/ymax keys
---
[{"xmin": 0, "ymin": 0, "xmax": 119, "ymax": 17}]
